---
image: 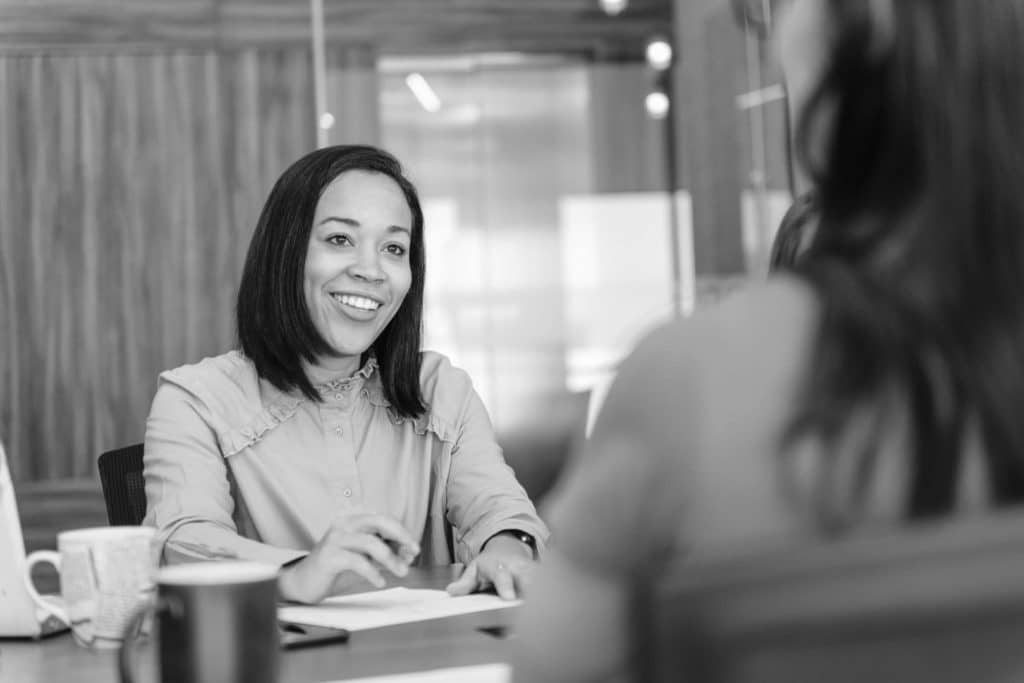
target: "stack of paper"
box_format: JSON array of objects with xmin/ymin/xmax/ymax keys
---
[
  {"xmin": 323, "ymin": 663, "xmax": 510, "ymax": 683},
  {"xmin": 278, "ymin": 587, "xmax": 520, "ymax": 632}
]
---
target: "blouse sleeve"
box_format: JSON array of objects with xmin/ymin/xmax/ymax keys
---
[
  {"xmin": 143, "ymin": 380, "xmax": 306, "ymax": 567},
  {"xmin": 440, "ymin": 368, "xmax": 551, "ymax": 563},
  {"xmin": 545, "ymin": 323, "xmax": 697, "ymax": 578}
]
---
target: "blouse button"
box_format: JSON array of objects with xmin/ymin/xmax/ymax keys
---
[
  {"xmin": 334, "ymin": 426, "xmax": 344, "ymax": 436},
  {"xmin": 334, "ymin": 393, "xmax": 344, "ymax": 400},
  {"xmin": 343, "ymin": 488, "xmax": 353, "ymax": 498}
]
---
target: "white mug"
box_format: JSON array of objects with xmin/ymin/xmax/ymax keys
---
[{"xmin": 24, "ymin": 526, "xmax": 156, "ymax": 647}]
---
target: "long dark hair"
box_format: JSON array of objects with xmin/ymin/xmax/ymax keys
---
[
  {"xmin": 784, "ymin": 0, "xmax": 1024, "ymax": 528},
  {"xmin": 236, "ymin": 145, "xmax": 426, "ymax": 417}
]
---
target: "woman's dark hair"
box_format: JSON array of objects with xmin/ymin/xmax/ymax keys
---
[
  {"xmin": 784, "ymin": 0, "xmax": 1024, "ymax": 528},
  {"xmin": 237, "ymin": 145, "xmax": 426, "ymax": 417},
  {"xmin": 769, "ymin": 192, "xmax": 817, "ymax": 272}
]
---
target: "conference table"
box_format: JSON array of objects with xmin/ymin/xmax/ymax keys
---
[{"xmin": 1, "ymin": 566, "xmax": 519, "ymax": 682}]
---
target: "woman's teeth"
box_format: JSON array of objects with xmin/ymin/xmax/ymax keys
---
[{"xmin": 332, "ymin": 293, "xmax": 381, "ymax": 311}]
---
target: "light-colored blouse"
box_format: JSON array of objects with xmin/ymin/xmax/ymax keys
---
[
  {"xmin": 143, "ymin": 350, "xmax": 549, "ymax": 567},
  {"xmin": 545, "ymin": 278, "xmax": 990, "ymax": 577}
]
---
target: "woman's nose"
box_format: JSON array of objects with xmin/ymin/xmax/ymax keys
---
[{"xmin": 349, "ymin": 247, "xmax": 385, "ymax": 282}]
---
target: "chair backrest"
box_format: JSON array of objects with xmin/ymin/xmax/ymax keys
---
[
  {"xmin": 638, "ymin": 511, "xmax": 1024, "ymax": 683},
  {"xmin": 96, "ymin": 443, "xmax": 146, "ymax": 526}
]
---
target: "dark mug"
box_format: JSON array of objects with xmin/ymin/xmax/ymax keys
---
[{"xmin": 120, "ymin": 561, "xmax": 281, "ymax": 683}]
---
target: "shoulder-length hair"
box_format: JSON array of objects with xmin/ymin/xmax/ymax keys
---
[
  {"xmin": 236, "ymin": 145, "xmax": 426, "ymax": 417},
  {"xmin": 784, "ymin": 0, "xmax": 1024, "ymax": 528}
]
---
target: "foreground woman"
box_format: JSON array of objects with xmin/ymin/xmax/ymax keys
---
[{"xmin": 515, "ymin": 0, "xmax": 1024, "ymax": 678}]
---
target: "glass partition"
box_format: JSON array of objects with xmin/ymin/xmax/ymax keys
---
[{"xmin": 379, "ymin": 55, "xmax": 691, "ymax": 429}]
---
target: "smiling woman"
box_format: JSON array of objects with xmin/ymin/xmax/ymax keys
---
[{"xmin": 143, "ymin": 145, "xmax": 548, "ymax": 604}]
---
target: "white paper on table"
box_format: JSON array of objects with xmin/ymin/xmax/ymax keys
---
[
  {"xmin": 278, "ymin": 587, "xmax": 520, "ymax": 631},
  {"xmin": 321, "ymin": 663, "xmax": 510, "ymax": 683}
]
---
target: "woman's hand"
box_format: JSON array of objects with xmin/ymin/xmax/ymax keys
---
[
  {"xmin": 279, "ymin": 513, "xmax": 420, "ymax": 604},
  {"xmin": 446, "ymin": 532, "xmax": 536, "ymax": 601}
]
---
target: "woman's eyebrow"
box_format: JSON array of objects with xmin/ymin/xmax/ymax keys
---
[
  {"xmin": 317, "ymin": 218, "xmax": 410, "ymax": 236},
  {"xmin": 317, "ymin": 216, "xmax": 359, "ymax": 227}
]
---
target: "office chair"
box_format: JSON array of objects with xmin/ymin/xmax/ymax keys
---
[
  {"xmin": 637, "ymin": 511, "xmax": 1024, "ymax": 683},
  {"xmin": 97, "ymin": 443, "xmax": 147, "ymax": 526}
]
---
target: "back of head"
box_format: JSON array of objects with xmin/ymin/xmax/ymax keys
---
[{"xmin": 783, "ymin": 0, "xmax": 1024, "ymax": 526}]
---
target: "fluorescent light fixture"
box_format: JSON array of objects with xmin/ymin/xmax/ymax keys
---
[
  {"xmin": 736, "ymin": 84, "xmax": 786, "ymax": 110},
  {"xmin": 381, "ymin": 53, "xmax": 568, "ymax": 74},
  {"xmin": 405, "ymin": 72, "xmax": 442, "ymax": 112}
]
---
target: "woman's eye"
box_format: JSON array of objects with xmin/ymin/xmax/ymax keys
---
[
  {"xmin": 384, "ymin": 244, "xmax": 407, "ymax": 257},
  {"xmin": 327, "ymin": 234, "xmax": 353, "ymax": 247}
]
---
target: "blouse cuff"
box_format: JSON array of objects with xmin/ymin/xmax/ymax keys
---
[
  {"xmin": 157, "ymin": 523, "xmax": 308, "ymax": 568},
  {"xmin": 459, "ymin": 515, "xmax": 551, "ymax": 563}
]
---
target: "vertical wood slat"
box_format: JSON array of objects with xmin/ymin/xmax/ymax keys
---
[{"xmin": 0, "ymin": 48, "xmax": 316, "ymax": 483}]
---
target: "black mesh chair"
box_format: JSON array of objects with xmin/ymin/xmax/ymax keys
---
[{"xmin": 97, "ymin": 443, "xmax": 147, "ymax": 526}]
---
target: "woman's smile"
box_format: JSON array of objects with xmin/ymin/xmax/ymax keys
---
[{"xmin": 328, "ymin": 291, "xmax": 386, "ymax": 321}]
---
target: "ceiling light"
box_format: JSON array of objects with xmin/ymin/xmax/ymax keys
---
[
  {"xmin": 645, "ymin": 39, "xmax": 673, "ymax": 71},
  {"xmin": 599, "ymin": 0, "xmax": 628, "ymax": 16},
  {"xmin": 405, "ymin": 73, "xmax": 442, "ymax": 112},
  {"xmin": 645, "ymin": 91, "xmax": 670, "ymax": 119}
]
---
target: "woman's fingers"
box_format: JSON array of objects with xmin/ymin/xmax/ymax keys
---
[
  {"xmin": 512, "ymin": 561, "xmax": 534, "ymax": 596},
  {"xmin": 339, "ymin": 532, "xmax": 410, "ymax": 577},
  {"xmin": 341, "ymin": 513, "xmax": 421, "ymax": 561},
  {"xmin": 445, "ymin": 560, "xmax": 478, "ymax": 596},
  {"xmin": 331, "ymin": 552, "xmax": 386, "ymax": 589},
  {"xmin": 491, "ymin": 563, "xmax": 517, "ymax": 601},
  {"xmin": 445, "ymin": 557, "xmax": 530, "ymax": 600}
]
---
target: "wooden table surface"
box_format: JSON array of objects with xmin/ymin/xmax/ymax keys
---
[{"xmin": 0, "ymin": 566, "xmax": 520, "ymax": 682}]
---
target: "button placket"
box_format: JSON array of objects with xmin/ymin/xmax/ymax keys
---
[{"xmin": 327, "ymin": 402, "xmax": 359, "ymax": 506}]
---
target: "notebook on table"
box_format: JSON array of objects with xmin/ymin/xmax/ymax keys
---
[{"xmin": 0, "ymin": 440, "xmax": 68, "ymax": 638}]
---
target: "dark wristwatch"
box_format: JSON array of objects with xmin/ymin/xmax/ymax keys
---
[{"xmin": 489, "ymin": 529, "xmax": 537, "ymax": 558}]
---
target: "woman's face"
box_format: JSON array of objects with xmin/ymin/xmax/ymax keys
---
[
  {"xmin": 776, "ymin": 0, "xmax": 833, "ymax": 130},
  {"xmin": 303, "ymin": 169, "xmax": 413, "ymax": 370}
]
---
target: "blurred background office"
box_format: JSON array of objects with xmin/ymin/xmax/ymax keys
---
[{"xmin": 0, "ymin": 0, "xmax": 794, "ymax": 549}]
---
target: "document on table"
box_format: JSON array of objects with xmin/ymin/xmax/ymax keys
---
[
  {"xmin": 322, "ymin": 663, "xmax": 509, "ymax": 683},
  {"xmin": 278, "ymin": 587, "xmax": 520, "ymax": 632}
]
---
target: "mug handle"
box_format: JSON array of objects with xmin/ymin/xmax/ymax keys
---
[
  {"xmin": 119, "ymin": 596, "xmax": 175, "ymax": 683},
  {"xmin": 118, "ymin": 603, "xmax": 150, "ymax": 683},
  {"xmin": 23, "ymin": 550, "xmax": 70, "ymax": 626}
]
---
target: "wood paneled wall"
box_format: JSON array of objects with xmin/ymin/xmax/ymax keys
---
[
  {"xmin": 0, "ymin": 0, "xmax": 670, "ymax": 58},
  {"xmin": 0, "ymin": 49, "xmax": 315, "ymax": 481}
]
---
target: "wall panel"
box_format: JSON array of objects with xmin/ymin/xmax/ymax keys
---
[{"xmin": 0, "ymin": 49, "xmax": 315, "ymax": 482}]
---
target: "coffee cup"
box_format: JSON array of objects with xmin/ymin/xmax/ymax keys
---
[
  {"xmin": 23, "ymin": 526, "xmax": 156, "ymax": 647},
  {"xmin": 119, "ymin": 561, "xmax": 281, "ymax": 683}
]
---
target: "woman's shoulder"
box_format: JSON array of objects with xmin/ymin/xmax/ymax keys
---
[
  {"xmin": 414, "ymin": 351, "xmax": 485, "ymax": 431},
  {"xmin": 160, "ymin": 350, "xmax": 258, "ymax": 397},
  {"xmin": 611, "ymin": 276, "xmax": 819, "ymax": 427},
  {"xmin": 155, "ymin": 350, "xmax": 268, "ymax": 427},
  {"xmin": 647, "ymin": 275, "xmax": 817, "ymax": 366},
  {"xmin": 417, "ymin": 350, "xmax": 472, "ymax": 401}
]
